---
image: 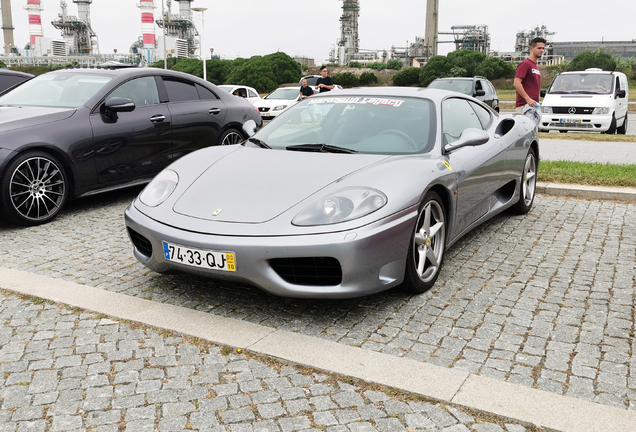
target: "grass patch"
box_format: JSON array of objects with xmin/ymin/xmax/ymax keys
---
[
  {"xmin": 538, "ymin": 132, "xmax": 636, "ymax": 142},
  {"xmin": 539, "ymin": 161, "xmax": 636, "ymax": 187}
]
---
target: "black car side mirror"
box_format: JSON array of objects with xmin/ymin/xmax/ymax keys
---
[
  {"xmin": 104, "ymin": 97, "xmax": 135, "ymax": 112},
  {"xmin": 475, "ymin": 89, "xmax": 485, "ymax": 97},
  {"xmin": 616, "ymin": 89, "xmax": 626, "ymax": 98},
  {"xmin": 540, "ymin": 89, "xmax": 546, "ymax": 98}
]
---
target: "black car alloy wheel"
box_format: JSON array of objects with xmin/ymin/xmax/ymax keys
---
[
  {"xmin": 220, "ymin": 129, "xmax": 244, "ymax": 146},
  {"xmin": 0, "ymin": 151, "xmax": 68, "ymax": 226}
]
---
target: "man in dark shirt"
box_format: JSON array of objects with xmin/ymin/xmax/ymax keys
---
[
  {"xmin": 315, "ymin": 66, "xmax": 334, "ymax": 93},
  {"xmin": 514, "ymin": 37, "xmax": 545, "ymax": 112},
  {"xmin": 299, "ymin": 78, "xmax": 313, "ymax": 100}
]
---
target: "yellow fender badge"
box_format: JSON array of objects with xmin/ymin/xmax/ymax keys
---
[{"xmin": 442, "ymin": 161, "xmax": 452, "ymax": 172}]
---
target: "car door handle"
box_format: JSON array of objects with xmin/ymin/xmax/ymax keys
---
[
  {"xmin": 150, "ymin": 114, "xmax": 166, "ymax": 123},
  {"xmin": 209, "ymin": 108, "xmax": 221, "ymax": 115}
]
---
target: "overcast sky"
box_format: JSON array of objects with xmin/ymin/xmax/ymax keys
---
[{"xmin": 4, "ymin": 0, "xmax": 636, "ymax": 62}]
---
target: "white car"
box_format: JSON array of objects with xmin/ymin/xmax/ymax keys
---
[
  {"xmin": 253, "ymin": 87, "xmax": 301, "ymax": 122},
  {"xmin": 217, "ymin": 85, "xmax": 261, "ymax": 104}
]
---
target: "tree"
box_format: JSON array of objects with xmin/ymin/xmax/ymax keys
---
[
  {"xmin": 392, "ymin": 68, "xmax": 421, "ymax": 86},
  {"xmin": 386, "ymin": 59, "xmax": 403, "ymax": 70},
  {"xmin": 332, "ymin": 72, "xmax": 359, "ymax": 88},
  {"xmin": 419, "ymin": 56, "xmax": 451, "ymax": 86},
  {"xmin": 567, "ymin": 48, "xmax": 617, "ymax": 71},
  {"xmin": 359, "ymin": 71, "xmax": 378, "ymax": 86},
  {"xmin": 0, "ymin": 60, "xmax": 6, "ymax": 68}
]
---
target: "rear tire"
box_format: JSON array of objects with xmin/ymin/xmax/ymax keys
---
[
  {"xmin": 617, "ymin": 115, "xmax": 628, "ymax": 135},
  {"xmin": 219, "ymin": 128, "xmax": 245, "ymax": 146},
  {"xmin": 0, "ymin": 151, "xmax": 69, "ymax": 226},
  {"xmin": 402, "ymin": 191, "xmax": 446, "ymax": 294},
  {"xmin": 559, "ymin": 130, "xmax": 568, "ymax": 133},
  {"xmin": 510, "ymin": 148, "xmax": 537, "ymax": 215}
]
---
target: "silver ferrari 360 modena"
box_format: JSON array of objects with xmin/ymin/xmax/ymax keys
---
[{"xmin": 124, "ymin": 87, "xmax": 538, "ymax": 299}]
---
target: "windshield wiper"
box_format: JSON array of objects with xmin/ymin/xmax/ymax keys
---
[
  {"xmin": 286, "ymin": 144, "xmax": 357, "ymax": 154},
  {"xmin": 244, "ymin": 137, "xmax": 271, "ymax": 149}
]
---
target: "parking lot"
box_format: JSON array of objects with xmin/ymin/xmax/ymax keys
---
[{"xmin": 1, "ymin": 187, "xmax": 635, "ymax": 412}]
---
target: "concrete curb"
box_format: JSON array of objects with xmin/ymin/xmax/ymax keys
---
[
  {"xmin": 2, "ymin": 266, "xmax": 636, "ymax": 432},
  {"xmin": 537, "ymin": 182, "xmax": 636, "ymax": 202}
]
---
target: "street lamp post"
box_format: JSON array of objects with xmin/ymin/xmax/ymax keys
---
[
  {"xmin": 191, "ymin": 7, "xmax": 208, "ymax": 81},
  {"xmin": 161, "ymin": 0, "xmax": 167, "ymax": 69}
]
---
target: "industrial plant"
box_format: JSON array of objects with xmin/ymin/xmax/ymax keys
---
[{"xmin": 0, "ymin": 0, "xmax": 634, "ymax": 69}]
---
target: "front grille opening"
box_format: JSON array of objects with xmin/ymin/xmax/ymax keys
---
[
  {"xmin": 270, "ymin": 257, "xmax": 342, "ymax": 286},
  {"xmin": 127, "ymin": 228, "xmax": 153, "ymax": 258}
]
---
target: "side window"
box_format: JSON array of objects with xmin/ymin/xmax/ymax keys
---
[
  {"xmin": 248, "ymin": 89, "xmax": 258, "ymax": 98},
  {"xmin": 0, "ymin": 75, "xmax": 27, "ymax": 91},
  {"xmin": 442, "ymin": 98, "xmax": 483, "ymax": 144},
  {"xmin": 195, "ymin": 83, "xmax": 218, "ymax": 100},
  {"xmin": 487, "ymin": 81, "xmax": 496, "ymax": 95},
  {"xmin": 164, "ymin": 79, "xmax": 199, "ymax": 102},
  {"xmin": 615, "ymin": 77, "xmax": 620, "ymax": 91},
  {"xmin": 106, "ymin": 76, "xmax": 159, "ymax": 107},
  {"xmin": 475, "ymin": 80, "xmax": 483, "ymax": 91},
  {"xmin": 468, "ymin": 100, "xmax": 492, "ymax": 129}
]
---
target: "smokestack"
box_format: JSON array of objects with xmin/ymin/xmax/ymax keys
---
[
  {"xmin": 25, "ymin": 0, "xmax": 43, "ymax": 47},
  {"xmin": 138, "ymin": 0, "xmax": 156, "ymax": 48},
  {"xmin": 424, "ymin": 0, "xmax": 439, "ymax": 57},
  {"xmin": 1, "ymin": 0, "xmax": 16, "ymax": 54}
]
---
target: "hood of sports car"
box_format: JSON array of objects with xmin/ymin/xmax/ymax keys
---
[
  {"xmin": 173, "ymin": 148, "xmax": 389, "ymax": 223},
  {"xmin": 0, "ymin": 106, "xmax": 76, "ymax": 133}
]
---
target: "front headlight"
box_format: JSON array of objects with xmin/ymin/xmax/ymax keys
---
[
  {"xmin": 273, "ymin": 105, "xmax": 288, "ymax": 111},
  {"xmin": 292, "ymin": 187, "xmax": 387, "ymax": 226},
  {"xmin": 592, "ymin": 107, "xmax": 610, "ymax": 115},
  {"xmin": 139, "ymin": 169, "xmax": 178, "ymax": 207},
  {"xmin": 541, "ymin": 106, "xmax": 552, "ymax": 114}
]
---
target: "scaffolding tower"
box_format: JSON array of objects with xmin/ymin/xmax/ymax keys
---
[
  {"xmin": 51, "ymin": 0, "xmax": 98, "ymax": 55},
  {"xmin": 156, "ymin": 0, "xmax": 198, "ymax": 56},
  {"xmin": 515, "ymin": 25, "xmax": 555, "ymax": 56},
  {"xmin": 448, "ymin": 25, "xmax": 490, "ymax": 54}
]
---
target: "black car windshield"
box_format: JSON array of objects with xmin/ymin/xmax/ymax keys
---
[
  {"xmin": 0, "ymin": 72, "xmax": 113, "ymax": 108},
  {"xmin": 428, "ymin": 79, "xmax": 473, "ymax": 95},
  {"xmin": 549, "ymin": 74, "xmax": 613, "ymax": 94},
  {"xmin": 265, "ymin": 88, "xmax": 300, "ymax": 100},
  {"xmin": 252, "ymin": 95, "xmax": 436, "ymax": 155}
]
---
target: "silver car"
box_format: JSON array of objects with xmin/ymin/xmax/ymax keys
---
[{"xmin": 125, "ymin": 87, "xmax": 538, "ymax": 299}]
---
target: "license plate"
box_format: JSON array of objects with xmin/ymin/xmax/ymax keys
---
[
  {"xmin": 162, "ymin": 241, "xmax": 236, "ymax": 272},
  {"xmin": 264, "ymin": 113, "xmax": 270, "ymax": 117},
  {"xmin": 560, "ymin": 119, "xmax": 581, "ymax": 124}
]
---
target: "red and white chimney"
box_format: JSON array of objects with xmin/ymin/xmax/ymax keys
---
[
  {"xmin": 138, "ymin": 0, "xmax": 156, "ymax": 48},
  {"xmin": 24, "ymin": 0, "xmax": 43, "ymax": 47}
]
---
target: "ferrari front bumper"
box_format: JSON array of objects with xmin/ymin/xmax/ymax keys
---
[{"xmin": 124, "ymin": 203, "xmax": 418, "ymax": 299}]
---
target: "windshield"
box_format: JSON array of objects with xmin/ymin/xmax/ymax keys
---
[
  {"xmin": 300, "ymin": 76, "xmax": 319, "ymax": 87},
  {"xmin": 0, "ymin": 72, "xmax": 113, "ymax": 108},
  {"xmin": 217, "ymin": 86, "xmax": 233, "ymax": 93},
  {"xmin": 252, "ymin": 95, "xmax": 436, "ymax": 155},
  {"xmin": 265, "ymin": 88, "xmax": 300, "ymax": 100},
  {"xmin": 549, "ymin": 73, "xmax": 614, "ymax": 94},
  {"xmin": 428, "ymin": 79, "xmax": 473, "ymax": 95}
]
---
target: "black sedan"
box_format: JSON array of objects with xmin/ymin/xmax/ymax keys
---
[
  {"xmin": 0, "ymin": 69, "xmax": 34, "ymax": 93},
  {"xmin": 0, "ymin": 67, "xmax": 262, "ymax": 226}
]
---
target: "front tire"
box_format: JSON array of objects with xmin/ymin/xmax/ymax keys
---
[
  {"xmin": 219, "ymin": 128, "xmax": 245, "ymax": 146},
  {"xmin": 510, "ymin": 148, "xmax": 537, "ymax": 215},
  {"xmin": 402, "ymin": 191, "xmax": 446, "ymax": 294},
  {"xmin": 604, "ymin": 115, "xmax": 617, "ymax": 134},
  {"xmin": 617, "ymin": 115, "xmax": 628, "ymax": 135},
  {"xmin": 0, "ymin": 151, "xmax": 69, "ymax": 226}
]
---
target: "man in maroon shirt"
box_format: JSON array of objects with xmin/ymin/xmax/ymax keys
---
[{"xmin": 514, "ymin": 37, "xmax": 546, "ymax": 112}]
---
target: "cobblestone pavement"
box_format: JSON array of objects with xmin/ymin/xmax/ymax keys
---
[
  {"xmin": 0, "ymin": 292, "xmax": 537, "ymax": 432},
  {"xmin": 1, "ymin": 189, "xmax": 635, "ymax": 412}
]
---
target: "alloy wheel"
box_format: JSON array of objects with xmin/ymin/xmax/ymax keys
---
[{"xmin": 413, "ymin": 199, "xmax": 445, "ymax": 283}]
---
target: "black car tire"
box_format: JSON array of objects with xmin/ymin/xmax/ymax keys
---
[
  {"xmin": 559, "ymin": 130, "xmax": 568, "ymax": 133},
  {"xmin": 604, "ymin": 115, "xmax": 617, "ymax": 134},
  {"xmin": 219, "ymin": 128, "xmax": 245, "ymax": 146},
  {"xmin": 510, "ymin": 148, "xmax": 537, "ymax": 215},
  {"xmin": 0, "ymin": 151, "xmax": 69, "ymax": 226},
  {"xmin": 402, "ymin": 191, "xmax": 446, "ymax": 294},
  {"xmin": 617, "ymin": 115, "xmax": 628, "ymax": 135}
]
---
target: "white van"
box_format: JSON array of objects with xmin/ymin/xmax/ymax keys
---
[{"xmin": 540, "ymin": 68, "xmax": 629, "ymax": 134}]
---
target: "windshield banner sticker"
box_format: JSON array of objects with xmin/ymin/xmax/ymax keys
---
[{"xmin": 308, "ymin": 97, "xmax": 404, "ymax": 108}]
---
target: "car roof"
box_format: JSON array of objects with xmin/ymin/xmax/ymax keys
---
[
  {"xmin": 309, "ymin": 86, "xmax": 454, "ymax": 100},
  {"xmin": 560, "ymin": 70, "xmax": 616, "ymax": 75},
  {"xmin": 0, "ymin": 69, "xmax": 34, "ymax": 78}
]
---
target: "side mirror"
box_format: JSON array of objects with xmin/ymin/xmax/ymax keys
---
[
  {"xmin": 242, "ymin": 119, "xmax": 257, "ymax": 137},
  {"xmin": 540, "ymin": 89, "xmax": 546, "ymax": 98},
  {"xmin": 104, "ymin": 97, "xmax": 135, "ymax": 112},
  {"xmin": 444, "ymin": 128, "xmax": 489, "ymax": 153},
  {"xmin": 475, "ymin": 89, "xmax": 485, "ymax": 97},
  {"xmin": 616, "ymin": 89, "xmax": 626, "ymax": 98}
]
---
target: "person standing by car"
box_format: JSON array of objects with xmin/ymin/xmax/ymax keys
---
[
  {"xmin": 315, "ymin": 66, "xmax": 334, "ymax": 93},
  {"xmin": 300, "ymin": 78, "xmax": 313, "ymax": 100},
  {"xmin": 514, "ymin": 37, "xmax": 546, "ymax": 113}
]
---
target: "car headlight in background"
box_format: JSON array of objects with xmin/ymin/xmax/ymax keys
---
[
  {"xmin": 592, "ymin": 107, "xmax": 610, "ymax": 115},
  {"xmin": 273, "ymin": 105, "xmax": 288, "ymax": 111},
  {"xmin": 541, "ymin": 106, "xmax": 552, "ymax": 114},
  {"xmin": 139, "ymin": 169, "xmax": 178, "ymax": 207},
  {"xmin": 292, "ymin": 187, "xmax": 387, "ymax": 226}
]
